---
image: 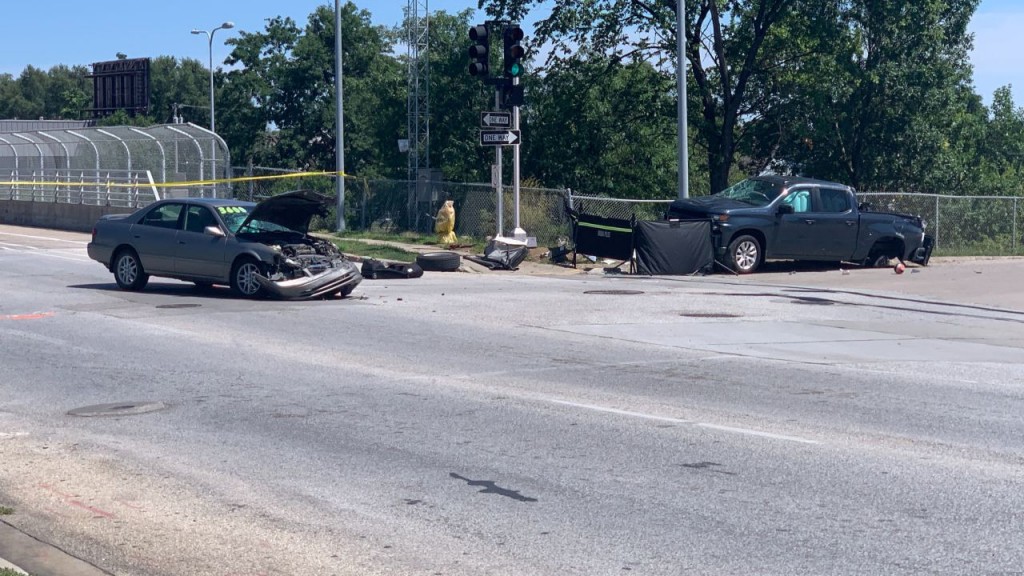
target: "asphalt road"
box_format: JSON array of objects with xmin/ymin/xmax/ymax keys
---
[{"xmin": 1, "ymin": 225, "xmax": 1023, "ymax": 576}]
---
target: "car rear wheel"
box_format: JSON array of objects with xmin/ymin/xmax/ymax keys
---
[
  {"xmin": 230, "ymin": 257, "xmax": 265, "ymax": 298},
  {"xmin": 728, "ymin": 235, "xmax": 761, "ymax": 274},
  {"xmin": 113, "ymin": 249, "xmax": 149, "ymax": 291}
]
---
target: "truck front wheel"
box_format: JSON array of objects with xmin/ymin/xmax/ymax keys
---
[{"xmin": 728, "ymin": 235, "xmax": 761, "ymax": 274}]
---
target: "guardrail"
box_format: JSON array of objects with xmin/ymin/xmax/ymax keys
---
[{"xmin": 1, "ymin": 169, "xmax": 160, "ymax": 208}]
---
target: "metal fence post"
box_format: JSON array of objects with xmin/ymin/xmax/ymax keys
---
[
  {"xmin": 934, "ymin": 195, "xmax": 940, "ymax": 250},
  {"xmin": 1014, "ymin": 197, "xmax": 1018, "ymax": 254}
]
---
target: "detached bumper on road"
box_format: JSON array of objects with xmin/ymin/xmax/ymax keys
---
[{"xmin": 256, "ymin": 261, "xmax": 362, "ymax": 300}]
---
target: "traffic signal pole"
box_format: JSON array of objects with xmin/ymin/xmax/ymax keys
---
[
  {"xmin": 494, "ymin": 87, "xmax": 504, "ymax": 238},
  {"xmin": 512, "ymin": 75, "xmax": 524, "ymax": 240},
  {"xmin": 470, "ymin": 20, "xmax": 530, "ymax": 243}
]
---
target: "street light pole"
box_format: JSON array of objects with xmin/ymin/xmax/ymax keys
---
[
  {"xmin": 191, "ymin": 21, "xmax": 234, "ymax": 189},
  {"xmin": 677, "ymin": 0, "xmax": 689, "ymax": 200}
]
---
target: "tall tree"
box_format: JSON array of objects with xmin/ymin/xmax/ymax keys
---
[
  {"xmin": 219, "ymin": 3, "xmax": 404, "ymax": 176},
  {"xmin": 480, "ymin": 0, "xmax": 793, "ymax": 194},
  {"xmin": 750, "ymin": 0, "xmax": 981, "ymax": 192},
  {"xmin": 524, "ymin": 52, "xmax": 680, "ymax": 198}
]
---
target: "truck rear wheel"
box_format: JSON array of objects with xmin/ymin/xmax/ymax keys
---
[{"xmin": 728, "ymin": 235, "xmax": 761, "ymax": 274}]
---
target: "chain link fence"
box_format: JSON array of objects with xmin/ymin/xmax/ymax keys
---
[
  {"xmin": 229, "ymin": 167, "xmax": 1023, "ymax": 257},
  {"xmin": 232, "ymin": 166, "xmax": 573, "ymax": 246},
  {"xmin": 858, "ymin": 193, "xmax": 1023, "ymax": 256}
]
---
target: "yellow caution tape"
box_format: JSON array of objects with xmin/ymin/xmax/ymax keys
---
[{"xmin": 0, "ymin": 171, "xmax": 348, "ymax": 189}]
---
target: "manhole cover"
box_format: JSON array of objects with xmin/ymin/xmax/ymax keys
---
[
  {"xmin": 679, "ymin": 312, "xmax": 741, "ymax": 318},
  {"xmin": 583, "ymin": 290, "xmax": 645, "ymax": 295},
  {"xmin": 68, "ymin": 401, "xmax": 168, "ymax": 417},
  {"xmin": 156, "ymin": 304, "xmax": 202, "ymax": 309}
]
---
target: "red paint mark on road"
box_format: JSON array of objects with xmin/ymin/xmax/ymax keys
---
[
  {"xmin": 38, "ymin": 482, "xmax": 115, "ymax": 519},
  {"xmin": 0, "ymin": 312, "xmax": 55, "ymax": 321}
]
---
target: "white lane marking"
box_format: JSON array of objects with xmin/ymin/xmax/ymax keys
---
[
  {"xmin": 548, "ymin": 398, "xmax": 820, "ymax": 445},
  {"xmin": 0, "ymin": 432, "xmax": 30, "ymax": 439},
  {"xmin": 0, "ymin": 244, "xmax": 91, "ymax": 262},
  {"xmin": 697, "ymin": 423, "xmax": 820, "ymax": 445},
  {"xmin": 0, "ymin": 241, "xmax": 38, "ymax": 250},
  {"xmin": 0, "ymin": 231, "xmax": 88, "ymax": 245}
]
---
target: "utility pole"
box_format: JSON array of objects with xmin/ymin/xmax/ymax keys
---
[{"xmin": 335, "ymin": 0, "xmax": 346, "ymax": 232}]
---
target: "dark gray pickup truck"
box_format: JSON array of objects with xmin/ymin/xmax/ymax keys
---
[{"xmin": 666, "ymin": 175, "xmax": 933, "ymax": 274}]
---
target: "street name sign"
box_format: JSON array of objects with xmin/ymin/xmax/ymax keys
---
[
  {"xmin": 480, "ymin": 111, "xmax": 512, "ymax": 129},
  {"xmin": 479, "ymin": 130, "xmax": 521, "ymax": 146}
]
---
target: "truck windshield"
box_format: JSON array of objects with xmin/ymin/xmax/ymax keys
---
[{"xmin": 715, "ymin": 179, "xmax": 781, "ymax": 207}]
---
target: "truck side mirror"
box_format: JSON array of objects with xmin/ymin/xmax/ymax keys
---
[
  {"xmin": 858, "ymin": 202, "xmax": 872, "ymax": 211},
  {"xmin": 778, "ymin": 204, "xmax": 794, "ymax": 215}
]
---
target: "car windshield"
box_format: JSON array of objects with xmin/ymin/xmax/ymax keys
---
[
  {"xmin": 714, "ymin": 178, "xmax": 781, "ymax": 207},
  {"xmin": 215, "ymin": 205, "xmax": 253, "ymax": 234}
]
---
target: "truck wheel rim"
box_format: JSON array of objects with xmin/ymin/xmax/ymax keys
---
[
  {"xmin": 736, "ymin": 242, "xmax": 758, "ymax": 269},
  {"xmin": 117, "ymin": 255, "xmax": 138, "ymax": 284},
  {"xmin": 236, "ymin": 263, "xmax": 261, "ymax": 295}
]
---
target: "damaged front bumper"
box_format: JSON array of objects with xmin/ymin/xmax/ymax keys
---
[
  {"xmin": 909, "ymin": 235, "xmax": 934, "ymax": 266},
  {"xmin": 256, "ymin": 260, "xmax": 362, "ymax": 300}
]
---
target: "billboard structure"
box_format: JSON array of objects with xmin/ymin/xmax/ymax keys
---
[{"xmin": 88, "ymin": 58, "xmax": 151, "ymax": 118}]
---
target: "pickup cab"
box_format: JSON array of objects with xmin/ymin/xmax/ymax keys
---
[{"xmin": 666, "ymin": 175, "xmax": 933, "ymax": 274}]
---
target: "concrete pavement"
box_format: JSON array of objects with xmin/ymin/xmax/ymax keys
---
[
  {"xmin": 2, "ymin": 222, "xmax": 1022, "ymax": 574},
  {"xmin": 0, "ymin": 520, "xmax": 109, "ymax": 575}
]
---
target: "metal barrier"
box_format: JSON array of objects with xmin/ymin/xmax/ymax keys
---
[
  {"xmin": 0, "ymin": 169, "xmax": 159, "ymax": 208},
  {"xmin": 0, "ymin": 123, "xmax": 230, "ymax": 197}
]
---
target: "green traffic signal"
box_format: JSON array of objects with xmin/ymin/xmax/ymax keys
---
[{"xmin": 503, "ymin": 24, "xmax": 525, "ymax": 78}]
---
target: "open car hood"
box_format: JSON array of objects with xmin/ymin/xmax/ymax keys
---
[{"xmin": 238, "ymin": 189, "xmax": 330, "ymax": 234}]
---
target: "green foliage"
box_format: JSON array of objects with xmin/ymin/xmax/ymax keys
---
[
  {"xmin": 525, "ymin": 53, "xmax": 678, "ymax": 199},
  {"xmin": 218, "ymin": 3, "xmax": 405, "ymax": 177},
  {"xmin": 1, "ymin": 0, "xmax": 1021, "ymax": 209}
]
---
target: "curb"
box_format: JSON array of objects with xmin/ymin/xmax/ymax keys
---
[{"xmin": 0, "ymin": 520, "xmax": 109, "ymax": 576}]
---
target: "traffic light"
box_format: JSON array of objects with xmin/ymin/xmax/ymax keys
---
[
  {"xmin": 501, "ymin": 84, "xmax": 524, "ymax": 109},
  {"xmin": 502, "ymin": 24, "xmax": 525, "ymax": 78},
  {"xmin": 468, "ymin": 24, "xmax": 490, "ymax": 78}
]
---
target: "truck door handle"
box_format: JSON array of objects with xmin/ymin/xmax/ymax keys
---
[
  {"xmin": 804, "ymin": 219, "xmax": 816, "ymax": 225},
  {"xmin": 178, "ymin": 241, "xmax": 186, "ymax": 244},
  {"xmin": 845, "ymin": 221, "xmax": 856, "ymax": 226}
]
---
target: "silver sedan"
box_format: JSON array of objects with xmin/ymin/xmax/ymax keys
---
[{"xmin": 86, "ymin": 190, "xmax": 362, "ymax": 299}]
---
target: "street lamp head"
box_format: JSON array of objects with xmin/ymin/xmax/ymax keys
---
[
  {"xmin": 190, "ymin": 29, "xmax": 203, "ymax": 35},
  {"xmin": 220, "ymin": 21, "xmax": 235, "ymax": 30}
]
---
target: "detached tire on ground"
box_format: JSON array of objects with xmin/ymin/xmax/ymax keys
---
[{"xmin": 416, "ymin": 251, "xmax": 461, "ymax": 272}]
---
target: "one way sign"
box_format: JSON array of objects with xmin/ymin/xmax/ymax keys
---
[
  {"xmin": 480, "ymin": 111, "xmax": 512, "ymax": 128},
  {"xmin": 479, "ymin": 130, "xmax": 521, "ymax": 146}
]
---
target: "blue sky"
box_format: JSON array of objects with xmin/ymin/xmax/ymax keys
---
[{"xmin": 1, "ymin": 0, "xmax": 1020, "ymax": 105}]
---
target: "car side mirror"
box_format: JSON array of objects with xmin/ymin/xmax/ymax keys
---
[
  {"xmin": 777, "ymin": 204, "xmax": 794, "ymax": 215},
  {"xmin": 204, "ymin": 225, "xmax": 226, "ymax": 238}
]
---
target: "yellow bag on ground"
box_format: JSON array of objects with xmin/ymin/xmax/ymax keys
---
[{"xmin": 435, "ymin": 200, "xmax": 457, "ymax": 244}]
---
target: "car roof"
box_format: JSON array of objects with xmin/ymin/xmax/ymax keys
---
[
  {"xmin": 159, "ymin": 197, "xmax": 256, "ymax": 208},
  {"xmin": 752, "ymin": 175, "xmax": 852, "ymax": 190}
]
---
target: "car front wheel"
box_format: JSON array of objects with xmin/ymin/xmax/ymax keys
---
[
  {"xmin": 728, "ymin": 235, "xmax": 761, "ymax": 274},
  {"xmin": 113, "ymin": 249, "xmax": 149, "ymax": 291},
  {"xmin": 230, "ymin": 257, "xmax": 265, "ymax": 298}
]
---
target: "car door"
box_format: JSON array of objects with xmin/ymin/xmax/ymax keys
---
[
  {"xmin": 131, "ymin": 202, "xmax": 185, "ymax": 274},
  {"xmin": 174, "ymin": 205, "xmax": 227, "ymax": 279},
  {"xmin": 771, "ymin": 186, "xmax": 815, "ymax": 257},
  {"xmin": 812, "ymin": 187, "xmax": 859, "ymax": 259}
]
